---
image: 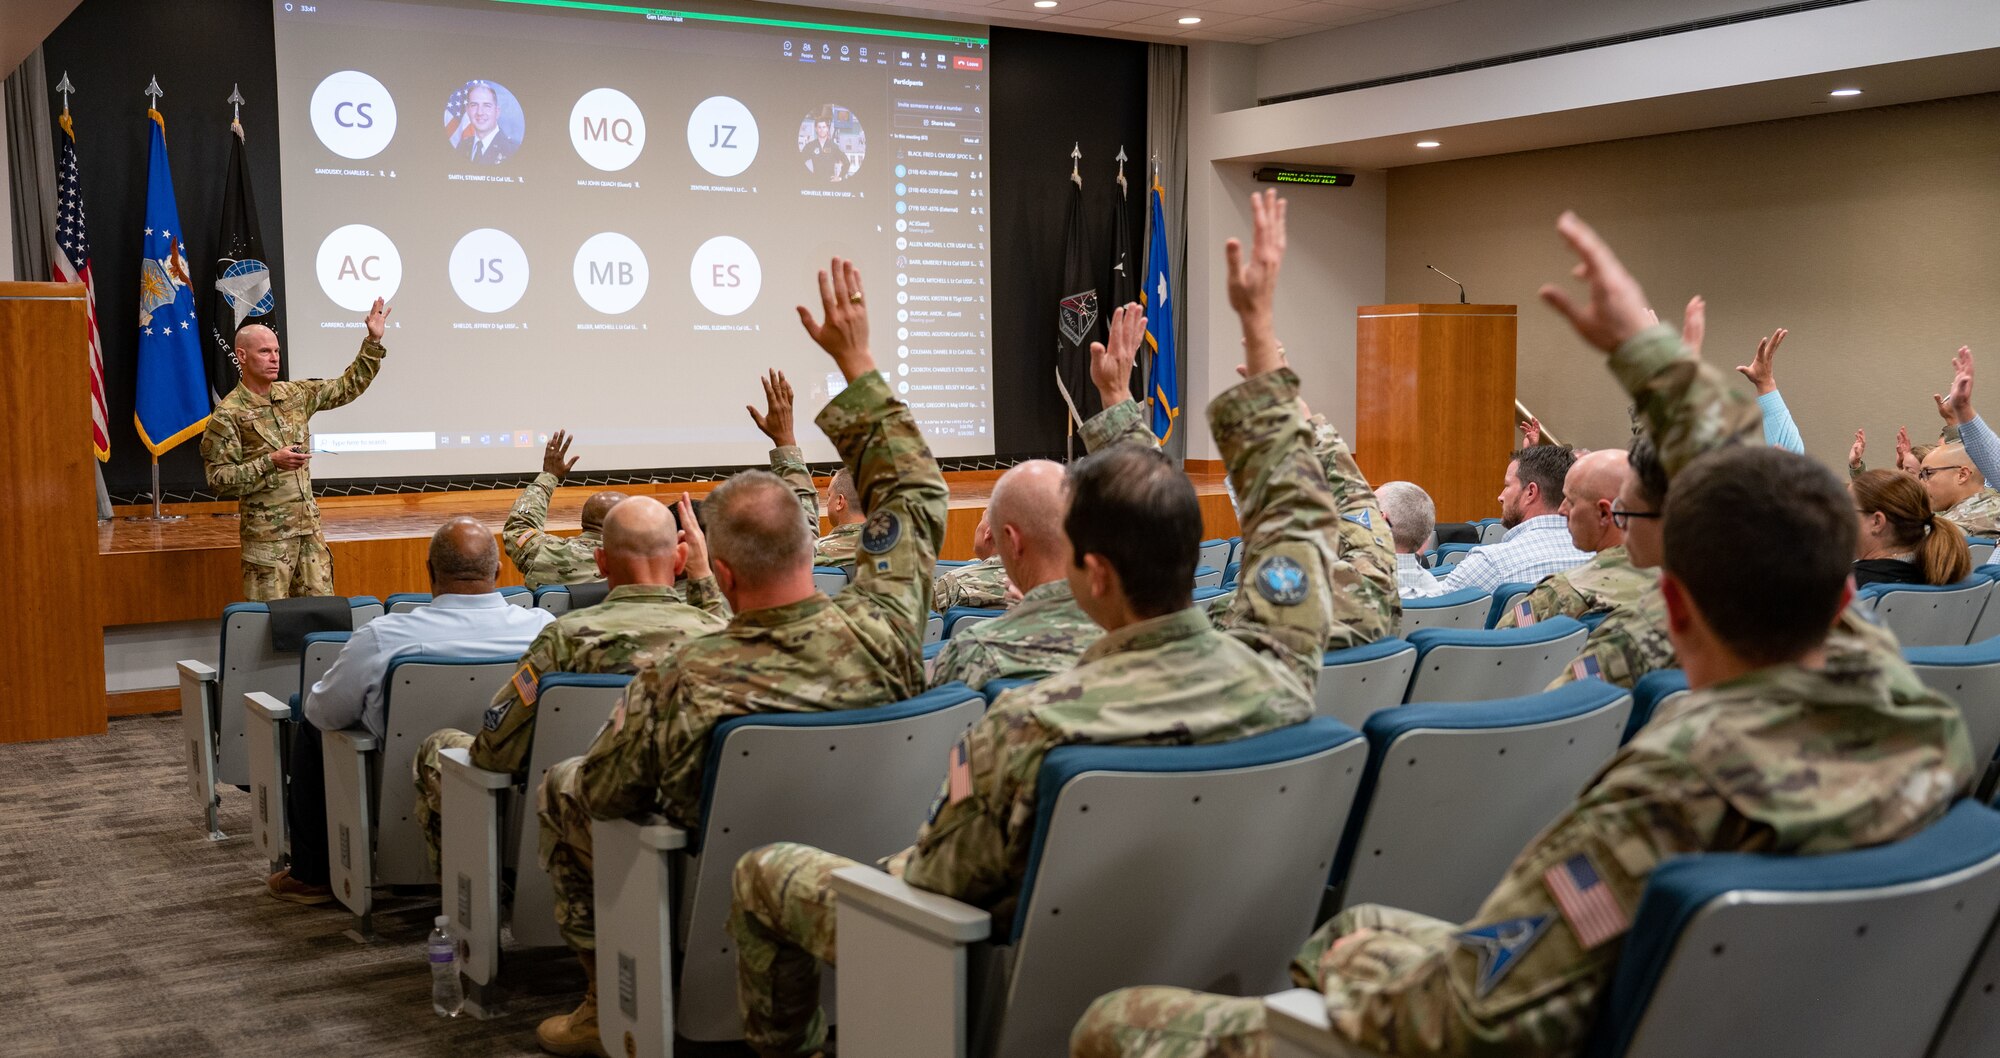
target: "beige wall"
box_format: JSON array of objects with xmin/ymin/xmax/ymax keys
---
[{"xmin": 1384, "ymin": 93, "xmax": 2000, "ymax": 471}]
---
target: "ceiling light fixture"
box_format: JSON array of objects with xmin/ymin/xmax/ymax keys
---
[
  {"xmin": 1034, "ymin": 2, "xmax": 1058, "ymax": 8},
  {"xmin": 1415, "ymin": 140, "xmax": 1441, "ymax": 148},
  {"xmin": 1829, "ymin": 87, "xmax": 1862, "ymax": 97},
  {"xmin": 1177, "ymin": 15, "xmax": 1202, "ymax": 24}
]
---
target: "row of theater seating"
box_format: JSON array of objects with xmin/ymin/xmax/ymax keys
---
[{"xmin": 173, "ymin": 582, "xmax": 2000, "ymax": 1057}]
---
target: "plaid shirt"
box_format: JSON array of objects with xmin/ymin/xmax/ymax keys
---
[
  {"xmin": 1396, "ymin": 552, "xmax": 1442, "ymax": 598},
  {"xmin": 1421, "ymin": 514, "xmax": 1592, "ymax": 597}
]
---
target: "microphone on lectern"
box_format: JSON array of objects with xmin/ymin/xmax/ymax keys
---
[{"xmin": 1426, "ymin": 264, "xmax": 1468, "ymax": 304}]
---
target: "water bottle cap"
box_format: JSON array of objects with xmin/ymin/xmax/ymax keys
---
[{"xmin": 435, "ymin": 915, "xmax": 449, "ymax": 926}]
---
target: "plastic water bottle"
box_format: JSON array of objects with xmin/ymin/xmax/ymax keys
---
[{"xmin": 428, "ymin": 915, "xmax": 464, "ymax": 1017}]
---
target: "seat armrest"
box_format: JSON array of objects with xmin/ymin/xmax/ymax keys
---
[
  {"xmin": 830, "ymin": 866, "xmax": 991, "ymax": 944},
  {"xmin": 323, "ymin": 726, "xmax": 377, "ymax": 753},
  {"xmin": 177, "ymin": 660, "xmax": 217, "ymax": 683},
  {"xmin": 440, "ymin": 747, "xmax": 512, "ymax": 791},
  {"xmin": 245, "ymin": 691, "xmax": 291, "ymax": 722},
  {"xmin": 1264, "ymin": 989, "xmax": 1381, "ymax": 1058}
]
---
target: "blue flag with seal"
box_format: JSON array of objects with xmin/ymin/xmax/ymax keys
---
[
  {"xmin": 1142, "ymin": 177, "xmax": 1179, "ymax": 443},
  {"xmin": 134, "ymin": 106, "xmax": 211, "ymax": 456}
]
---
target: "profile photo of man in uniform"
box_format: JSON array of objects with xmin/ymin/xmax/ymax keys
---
[
  {"xmin": 799, "ymin": 106, "xmax": 863, "ymax": 183},
  {"xmin": 446, "ymin": 79, "xmax": 523, "ymax": 165}
]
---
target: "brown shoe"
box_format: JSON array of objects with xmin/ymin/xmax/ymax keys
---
[
  {"xmin": 266, "ymin": 868, "xmax": 333, "ymax": 905},
  {"xmin": 537, "ymin": 953, "xmax": 609, "ymax": 1057}
]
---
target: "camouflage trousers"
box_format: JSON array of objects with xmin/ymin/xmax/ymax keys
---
[
  {"xmin": 729, "ymin": 841, "xmax": 856, "ymax": 1057},
  {"xmin": 241, "ymin": 533, "xmax": 335, "ymax": 601},
  {"xmin": 412, "ymin": 728, "xmax": 476, "ymax": 876},
  {"xmin": 1071, "ymin": 904, "xmax": 1451, "ymax": 1058},
  {"xmin": 538, "ymin": 756, "xmax": 600, "ymax": 952}
]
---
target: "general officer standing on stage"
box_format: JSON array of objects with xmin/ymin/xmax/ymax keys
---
[{"xmin": 201, "ymin": 297, "xmax": 390, "ymax": 600}]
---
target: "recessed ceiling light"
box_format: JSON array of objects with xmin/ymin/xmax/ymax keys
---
[
  {"xmin": 1177, "ymin": 15, "xmax": 1202, "ymax": 24},
  {"xmin": 1830, "ymin": 88, "xmax": 1863, "ymax": 97},
  {"xmin": 1416, "ymin": 140, "xmax": 1441, "ymax": 148},
  {"xmin": 1033, "ymin": 2, "xmax": 1057, "ymax": 8}
]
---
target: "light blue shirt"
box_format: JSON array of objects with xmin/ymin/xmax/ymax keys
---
[
  {"xmin": 303, "ymin": 591, "xmax": 554, "ymax": 737},
  {"xmin": 1423, "ymin": 514, "xmax": 1592, "ymax": 596},
  {"xmin": 1757, "ymin": 391, "xmax": 1806, "ymax": 455},
  {"xmin": 1958, "ymin": 415, "xmax": 2000, "ymax": 490}
]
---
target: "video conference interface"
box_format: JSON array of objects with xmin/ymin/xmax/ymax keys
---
[{"xmin": 271, "ymin": 0, "xmax": 995, "ymax": 479}]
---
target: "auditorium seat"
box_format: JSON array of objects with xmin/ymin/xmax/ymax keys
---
[
  {"xmin": 1265, "ymin": 802, "xmax": 2000, "ymax": 1058},
  {"xmin": 1397, "ymin": 587, "xmax": 1489, "ymax": 634},
  {"xmin": 1197, "ymin": 539, "xmax": 1232, "ymax": 575},
  {"xmin": 1475, "ymin": 518, "xmax": 1507, "ymax": 545},
  {"xmin": 942, "ymin": 606, "xmax": 1004, "ymax": 638},
  {"xmin": 1967, "ymin": 565, "xmax": 2000, "ymax": 644},
  {"xmin": 178, "ymin": 595, "xmax": 384, "ymax": 839},
  {"xmin": 1194, "ymin": 565, "xmax": 1225, "ymax": 589},
  {"xmin": 829, "ymin": 717, "xmax": 1367, "ymax": 1058},
  {"xmin": 980, "ymin": 677, "xmax": 1037, "ymax": 705},
  {"xmin": 1626, "ymin": 669, "xmax": 1690, "ymax": 743},
  {"xmin": 591, "ymin": 683, "xmax": 985, "ymax": 1054},
  {"xmin": 1325, "ymin": 682, "xmax": 1632, "ymax": 922},
  {"xmin": 242, "ymin": 630, "xmax": 352, "ymax": 874},
  {"xmin": 442, "ymin": 673, "xmax": 631, "ymax": 1013},
  {"xmin": 1934, "ymin": 879, "xmax": 2000, "ymax": 1057},
  {"xmin": 1402, "ymin": 618, "xmax": 1588, "ymax": 704},
  {"xmin": 1484, "ymin": 581, "xmax": 1540, "ymax": 629},
  {"xmin": 1223, "ymin": 560, "xmax": 1240, "ymax": 589},
  {"xmin": 323, "ymin": 654, "xmax": 520, "ymax": 933},
  {"xmin": 1311, "ymin": 639, "xmax": 1418, "ymax": 729},
  {"xmin": 532, "ymin": 581, "xmax": 611, "ymax": 616},
  {"xmin": 926, "ymin": 612, "xmax": 945, "ymax": 645},
  {"xmin": 1971, "ymin": 537, "xmax": 1997, "ymax": 567},
  {"xmin": 1904, "ymin": 639, "xmax": 2000, "ymax": 773},
  {"xmin": 812, "ymin": 566, "xmax": 850, "ymax": 596},
  {"xmin": 1857, "ymin": 578, "xmax": 1994, "ymax": 647},
  {"xmin": 385, "ymin": 586, "xmax": 531, "ymax": 614},
  {"xmin": 1430, "ymin": 542, "xmax": 1478, "ymax": 569}
]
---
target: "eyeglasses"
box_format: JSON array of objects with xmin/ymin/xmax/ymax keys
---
[
  {"xmin": 1609, "ymin": 505, "xmax": 1662, "ymax": 530},
  {"xmin": 1917, "ymin": 465, "xmax": 1969, "ymax": 481}
]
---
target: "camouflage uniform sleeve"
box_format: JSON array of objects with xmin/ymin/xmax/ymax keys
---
[
  {"xmin": 1309, "ymin": 414, "xmax": 1398, "ymax": 559},
  {"xmin": 1607, "ymin": 324, "xmax": 1760, "ymax": 478},
  {"xmin": 1308, "ymin": 749, "xmax": 1711, "ymax": 1054},
  {"xmin": 928, "ymin": 634, "xmax": 994, "ymax": 692},
  {"xmin": 1304, "ymin": 415, "xmax": 1400, "ymax": 646},
  {"xmin": 502, "ymin": 473, "xmax": 569, "ymax": 576},
  {"xmin": 683, "ymin": 575, "xmax": 732, "ymax": 619},
  {"xmin": 1216, "ymin": 369, "xmax": 1394, "ymax": 681},
  {"xmin": 305, "ymin": 336, "xmax": 386, "ymax": 414},
  {"xmin": 577, "ymin": 662, "xmax": 673, "ymax": 822},
  {"xmin": 1495, "ymin": 574, "xmax": 1571, "ymax": 630},
  {"xmin": 900, "ymin": 707, "xmax": 1039, "ymax": 909},
  {"xmin": 469, "ymin": 622, "xmax": 568, "ymax": 775},
  {"xmin": 1080, "ymin": 398, "xmax": 1156, "ymax": 452},
  {"xmin": 818, "ymin": 371, "xmax": 947, "ymax": 644},
  {"xmin": 769, "ymin": 443, "xmax": 822, "ymax": 538},
  {"xmin": 200, "ymin": 410, "xmax": 277, "ymax": 498},
  {"xmin": 1848, "ymin": 458, "xmax": 1865, "ymax": 480},
  {"xmin": 1546, "ymin": 595, "xmax": 1661, "ymax": 691}
]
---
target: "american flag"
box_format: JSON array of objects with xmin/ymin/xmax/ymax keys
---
[
  {"xmin": 1543, "ymin": 852, "xmax": 1630, "ymax": 949},
  {"xmin": 442, "ymin": 82, "xmax": 475, "ymax": 148},
  {"xmin": 52, "ymin": 112, "xmax": 109, "ymax": 461}
]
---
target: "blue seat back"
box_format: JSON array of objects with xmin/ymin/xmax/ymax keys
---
[
  {"xmin": 943, "ymin": 605, "xmax": 1005, "ymax": 638},
  {"xmin": 1626, "ymin": 669, "xmax": 1689, "ymax": 743},
  {"xmin": 1485, "ymin": 582, "xmax": 1540, "ymax": 628},
  {"xmin": 812, "ymin": 566, "xmax": 849, "ymax": 596},
  {"xmin": 1197, "ymin": 539, "xmax": 1231, "ymax": 575},
  {"xmin": 215, "ymin": 596, "xmax": 383, "ymax": 786},
  {"xmin": 1331, "ymin": 682, "xmax": 1631, "ymax": 922},
  {"xmin": 1312, "ymin": 638, "xmax": 1418, "ymax": 728},
  {"xmin": 507, "ymin": 673, "xmax": 635, "ymax": 951},
  {"xmin": 1398, "ymin": 586, "xmax": 1488, "ymax": 634},
  {"xmin": 1404, "ymin": 617, "xmax": 1588, "ymax": 703},
  {"xmin": 1193, "ymin": 565, "xmax": 1224, "ymax": 589},
  {"xmin": 1433, "ymin": 542, "xmax": 1479, "ymax": 568},
  {"xmin": 1858, "ymin": 577, "xmax": 1993, "ymax": 647},
  {"xmin": 985, "ymin": 718, "xmax": 1368, "ymax": 1058},
  {"xmin": 1969, "ymin": 537, "xmax": 1997, "ymax": 568},
  {"xmin": 982, "ymin": 677, "xmax": 1037, "ymax": 705},
  {"xmin": 375, "ymin": 654, "xmax": 523, "ymax": 885},
  {"xmin": 1905, "ymin": 638, "xmax": 2000, "ymax": 769},
  {"xmin": 1587, "ymin": 801, "xmax": 2000, "ymax": 1058}
]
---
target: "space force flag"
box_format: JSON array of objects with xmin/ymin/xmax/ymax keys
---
[
  {"xmin": 1142, "ymin": 177, "xmax": 1179, "ymax": 442},
  {"xmin": 207, "ymin": 113, "xmax": 275, "ymax": 403},
  {"xmin": 134, "ymin": 106, "xmax": 211, "ymax": 456},
  {"xmin": 1055, "ymin": 173, "xmax": 1100, "ymax": 432}
]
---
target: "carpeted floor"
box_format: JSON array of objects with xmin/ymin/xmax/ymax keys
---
[{"xmin": 0, "ymin": 714, "xmax": 750, "ymax": 1058}]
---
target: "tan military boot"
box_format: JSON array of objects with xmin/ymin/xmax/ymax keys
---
[{"xmin": 536, "ymin": 953, "xmax": 609, "ymax": 1057}]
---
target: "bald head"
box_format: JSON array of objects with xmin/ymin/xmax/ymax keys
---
[
  {"xmin": 1563, "ymin": 447, "xmax": 1633, "ymax": 552},
  {"xmin": 428, "ymin": 515, "xmax": 500, "ymax": 593},
  {"xmin": 826, "ymin": 468, "xmax": 863, "ymax": 525},
  {"xmin": 595, "ymin": 496, "xmax": 684, "ymax": 588},
  {"xmin": 232, "ymin": 324, "xmax": 276, "ymax": 352},
  {"xmin": 989, "ymin": 460, "xmax": 1070, "ymax": 591},
  {"xmin": 232, "ymin": 323, "xmax": 282, "ymax": 389},
  {"xmin": 581, "ymin": 490, "xmax": 629, "ymax": 533},
  {"xmin": 708, "ymin": 470, "xmax": 813, "ymax": 586}
]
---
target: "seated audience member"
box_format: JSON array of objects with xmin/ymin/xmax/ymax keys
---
[
  {"xmin": 927, "ymin": 459, "xmax": 1095, "ymax": 690},
  {"xmin": 1935, "ymin": 344, "xmax": 2000, "ymax": 498},
  {"xmin": 271, "ymin": 517, "xmax": 556, "ymax": 904},
  {"xmin": 1848, "ymin": 427, "xmax": 1935, "ymax": 480},
  {"xmin": 528, "ymin": 258, "xmax": 946, "ymax": 1056},
  {"xmin": 1551, "ymin": 435, "xmax": 1678, "ymax": 689},
  {"xmin": 504, "ymin": 430, "xmax": 628, "ymax": 591},
  {"xmin": 1920, "ymin": 442, "xmax": 2000, "ymax": 536},
  {"xmin": 1851, "ymin": 469, "xmax": 1972, "ymax": 587},
  {"xmin": 1070, "ymin": 210, "xmax": 1972, "ymax": 1058},
  {"xmin": 1497, "ymin": 447, "xmax": 1654, "ymax": 627},
  {"xmin": 934, "ymin": 509, "xmax": 1012, "ymax": 611},
  {"xmin": 1376, "ymin": 480, "xmax": 1442, "ymax": 598},
  {"xmin": 1735, "ymin": 326, "xmax": 1807, "ymax": 454},
  {"xmin": 727, "ymin": 190, "xmax": 1401, "ymax": 1058},
  {"xmin": 410, "ymin": 495, "xmax": 728, "ymax": 870},
  {"xmin": 1417, "ymin": 444, "xmax": 1590, "ymax": 596},
  {"xmin": 810, "ymin": 468, "xmax": 866, "ymax": 569}
]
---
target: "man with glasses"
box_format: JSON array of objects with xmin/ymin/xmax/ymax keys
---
[
  {"xmin": 1547, "ymin": 437, "xmax": 1677, "ymax": 688},
  {"xmin": 1918, "ymin": 444, "xmax": 2000, "ymax": 536}
]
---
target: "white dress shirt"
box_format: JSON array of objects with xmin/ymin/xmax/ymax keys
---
[
  {"xmin": 303, "ymin": 592, "xmax": 554, "ymax": 738},
  {"xmin": 1420, "ymin": 514, "xmax": 1592, "ymax": 597},
  {"xmin": 1396, "ymin": 552, "xmax": 1442, "ymax": 598}
]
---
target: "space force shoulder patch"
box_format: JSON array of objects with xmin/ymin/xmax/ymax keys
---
[
  {"xmin": 1254, "ymin": 555, "xmax": 1309, "ymax": 606},
  {"xmin": 860, "ymin": 510, "xmax": 902, "ymax": 555}
]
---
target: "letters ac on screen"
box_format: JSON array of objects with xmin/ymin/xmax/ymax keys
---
[{"xmin": 338, "ymin": 255, "xmax": 383, "ymax": 280}]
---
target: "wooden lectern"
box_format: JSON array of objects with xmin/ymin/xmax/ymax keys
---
[
  {"xmin": 0, "ymin": 283, "xmax": 107, "ymax": 743},
  {"xmin": 1355, "ymin": 304, "xmax": 1518, "ymax": 523}
]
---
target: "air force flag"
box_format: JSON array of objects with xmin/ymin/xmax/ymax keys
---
[{"xmin": 134, "ymin": 107, "xmax": 212, "ymax": 456}]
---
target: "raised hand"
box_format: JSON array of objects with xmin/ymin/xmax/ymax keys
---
[
  {"xmin": 746, "ymin": 369, "xmax": 797, "ymax": 447},
  {"xmin": 1849, "ymin": 428, "xmax": 1866, "ymax": 468},
  {"xmin": 1680, "ymin": 296, "xmax": 1706, "ymax": 359},
  {"xmin": 1538, "ymin": 212, "xmax": 1655, "ymax": 355},
  {"xmin": 1896, "ymin": 425, "xmax": 1914, "ymax": 471},
  {"xmin": 1521, "ymin": 416, "xmax": 1543, "ymax": 447},
  {"xmin": 796, "ymin": 257, "xmax": 875, "ymax": 382},
  {"xmin": 543, "ymin": 429, "xmax": 578, "ymax": 481},
  {"xmin": 1939, "ymin": 346, "xmax": 1976, "ymax": 426},
  {"xmin": 1088, "ymin": 302, "xmax": 1146, "ymax": 407},
  {"xmin": 365, "ymin": 297, "xmax": 392, "ymax": 341},
  {"xmin": 1735, "ymin": 328, "xmax": 1785, "ymax": 396},
  {"xmin": 676, "ymin": 493, "xmax": 711, "ymax": 580},
  {"xmin": 1225, "ymin": 189, "xmax": 1287, "ymax": 376}
]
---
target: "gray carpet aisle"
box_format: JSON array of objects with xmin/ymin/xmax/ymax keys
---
[{"xmin": 0, "ymin": 714, "xmax": 749, "ymax": 1058}]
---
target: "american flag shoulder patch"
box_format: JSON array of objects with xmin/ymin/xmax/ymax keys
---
[
  {"xmin": 511, "ymin": 662, "xmax": 539, "ymax": 706},
  {"xmin": 1571, "ymin": 654, "xmax": 1602, "ymax": 682},
  {"xmin": 946, "ymin": 740, "xmax": 973, "ymax": 805},
  {"xmin": 1544, "ymin": 851, "xmax": 1629, "ymax": 949},
  {"xmin": 1515, "ymin": 600, "xmax": 1537, "ymax": 626}
]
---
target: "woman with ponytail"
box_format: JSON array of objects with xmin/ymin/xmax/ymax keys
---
[{"xmin": 1851, "ymin": 469, "xmax": 1972, "ymax": 587}]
